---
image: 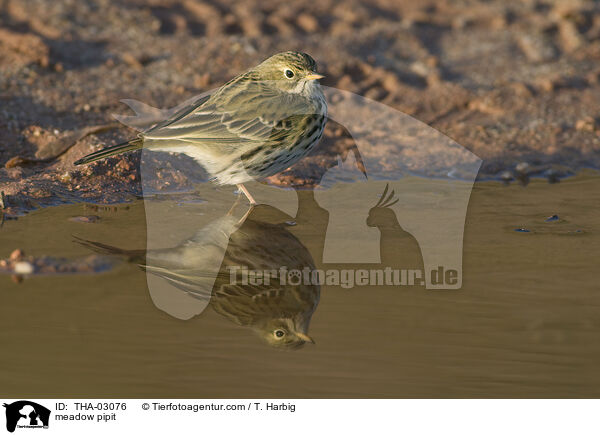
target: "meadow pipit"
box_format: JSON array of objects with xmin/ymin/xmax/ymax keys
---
[
  {"xmin": 76, "ymin": 205, "xmax": 319, "ymax": 348},
  {"xmin": 74, "ymin": 51, "xmax": 327, "ymax": 205}
]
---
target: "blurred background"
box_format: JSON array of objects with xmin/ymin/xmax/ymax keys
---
[{"xmin": 1, "ymin": 0, "xmax": 600, "ymax": 210}]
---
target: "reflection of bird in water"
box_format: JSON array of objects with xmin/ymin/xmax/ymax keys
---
[
  {"xmin": 367, "ymin": 184, "xmax": 424, "ymax": 273},
  {"xmin": 75, "ymin": 205, "xmax": 319, "ymax": 349}
]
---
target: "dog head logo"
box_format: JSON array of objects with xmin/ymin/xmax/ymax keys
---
[{"xmin": 3, "ymin": 401, "xmax": 50, "ymax": 433}]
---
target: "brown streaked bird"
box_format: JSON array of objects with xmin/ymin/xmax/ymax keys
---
[
  {"xmin": 75, "ymin": 205, "xmax": 320, "ymax": 349},
  {"xmin": 74, "ymin": 51, "xmax": 327, "ymax": 205}
]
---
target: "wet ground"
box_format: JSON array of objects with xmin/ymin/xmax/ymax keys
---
[
  {"xmin": 2, "ymin": 0, "xmax": 600, "ymax": 216},
  {"xmin": 1, "ymin": 172, "xmax": 599, "ymax": 398}
]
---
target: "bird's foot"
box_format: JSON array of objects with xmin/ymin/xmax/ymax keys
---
[
  {"xmin": 236, "ymin": 204, "xmax": 255, "ymax": 226},
  {"xmin": 236, "ymin": 184, "xmax": 257, "ymax": 206}
]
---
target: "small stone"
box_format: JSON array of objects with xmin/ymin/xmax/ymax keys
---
[
  {"xmin": 490, "ymin": 15, "xmax": 508, "ymax": 30},
  {"xmin": 517, "ymin": 34, "xmax": 557, "ymax": 63},
  {"xmin": 575, "ymin": 117, "xmax": 596, "ymax": 132},
  {"xmin": 59, "ymin": 172, "xmax": 73, "ymax": 183},
  {"xmin": 559, "ymin": 20, "xmax": 584, "ymax": 53},
  {"xmin": 426, "ymin": 71, "xmax": 442, "ymax": 87},
  {"xmin": 14, "ymin": 261, "xmax": 34, "ymax": 274},
  {"xmin": 500, "ymin": 171, "xmax": 514, "ymax": 183},
  {"xmin": 381, "ymin": 72, "xmax": 402, "ymax": 93},
  {"xmin": 9, "ymin": 249, "xmax": 24, "ymax": 261},
  {"xmin": 68, "ymin": 215, "xmax": 100, "ymax": 223},
  {"xmin": 193, "ymin": 73, "xmax": 210, "ymax": 88},
  {"xmin": 515, "ymin": 162, "xmax": 530, "ymax": 173},
  {"xmin": 585, "ymin": 70, "xmax": 600, "ymax": 85},
  {"xmin": 121, "ymin": 52, "xmax": 143, "ymax": 69},
  {"xmin": 536, "ymin": 78, "xmax": 556, "ymax": 92},
  {"xmin": 297, "ymin": 13, "xmax": 318, "ymax": 33},
  {"xmin": 364, "ymin": 86, "xmax": 387, "ymax": 101},
  {"xmin": 452, "ymin": 16, "xmax": 473, "ymax": 29}
]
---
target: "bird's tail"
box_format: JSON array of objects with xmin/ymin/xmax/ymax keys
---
[
  {"xmin": 74, "ymin": 137, "xmax": 143, "ymax": 165},
  {"xmin": 73, "ymin": 235, "xmax": 146, "ymax": 264}
]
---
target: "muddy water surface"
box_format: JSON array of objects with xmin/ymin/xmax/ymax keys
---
[{"xmin": 1, "ymin": 173, "xmax": 599, "ymax": 398}]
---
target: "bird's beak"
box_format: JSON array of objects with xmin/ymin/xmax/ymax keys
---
[
  {"xmin": 305, "ymin": 73, "xmax": 325, "ymax": 81},
  {"xmin": 296, "ymin": 332, "xmax": 315, "ymax": 344}
]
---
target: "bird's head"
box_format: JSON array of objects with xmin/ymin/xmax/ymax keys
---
[
  {"xmin": 254, "ymin": 51, "xmax": 324, "ymax": 94},
  {"xmin": 256, "ymin": 317, "xmax": 315, "ymax": 349}
]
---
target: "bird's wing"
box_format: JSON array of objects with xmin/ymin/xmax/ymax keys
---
[
  {"xmin": 143, "ymin": 93, "xmax": 211, "ymax": 134},
  {"xmin": 211, "ymin": 282, "xmax": 318, "ymax": 326},
  {"xmin": 212, "ymin": 283, "xmax": 289, "ymax": 326},
  {"xmin": 142, "ymin": 264, "xmax": 232, "ymax": 301},
  {"xmin": 143, "ymin": 78, "xmax": 318, "ymax": 149}
]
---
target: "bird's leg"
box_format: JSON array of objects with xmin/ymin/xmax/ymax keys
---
[
  {"xmin": 229, "ymin": 186, "xmax": 254, "ymax": 226},
  {"xmin": 236, "ymin": 204, "xmax": 255, "ymax": 226},
  {"xmin": 226, "ymin": 193, "xmax": 242, "ymax": 216},
  {"xmin": 236, "ymin": 183, "xmax": 257, "ymax": 206}
]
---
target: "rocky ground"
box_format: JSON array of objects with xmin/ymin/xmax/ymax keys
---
[{"xmin": 1, "ymin": 0, "xmax": 600, "ymax": 217}]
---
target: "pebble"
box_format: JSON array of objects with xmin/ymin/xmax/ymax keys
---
[
  {"xmin": 9, "ymin": 249, "xmax": 24, "ymax": 261},
  {"xmin": 14, "ymin": 261, "xmax": 34, "ymax": 274},
  {"xmin": 59, "ymin": 172, "xmax": 73, "ymax": 183},
  {"xmin": 68, "ymin": 215, "xmax": 100, "ymax": 223},
  {"xmin": 297, "ymin": 13, "xmax": 318, "ymax": 33},
  {"xmin": 515, "ymin": 162, "xmax": 530, "ymax": 173},
  {"xmin": 381, "ymin": 72, "xmax": 402, "ymax": 93},
  {"xmin": 517, "ymin": 34, "xmax": 557, "ymax": 63},
  {"xmin": 559, "ymin": 21, "xmax": 584, "ymax": 53},
  {"xmin": 575, "ymin": 117, "xmax": 596, "ymax": 132},
  {"xmin": 500, "ymin": 171, "xmax": 514, "ymax": 183},
  {"xmin": 121, "ymin": 52, "xmax": 143, "ymax": 69}
]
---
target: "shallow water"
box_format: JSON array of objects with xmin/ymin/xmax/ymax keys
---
[{"xmin": 1, "ymin": 173, "xmax": 599, "ymax": 398}]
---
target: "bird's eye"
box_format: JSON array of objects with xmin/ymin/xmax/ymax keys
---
[
  {"xmin": 284, "ymin": 69, "xmax": 294, "ymax": 79},
  {"xmin": 274, "ymin": 329, "xmax": 286, "ymax": 338}
]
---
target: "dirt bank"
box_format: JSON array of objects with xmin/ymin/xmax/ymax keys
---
[{"xmin": 1, "ymin": 0, "xmax": 600, "ymax": 216}]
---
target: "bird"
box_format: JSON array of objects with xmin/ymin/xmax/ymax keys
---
[
  {"xmin": 74, "ymin": 51, "xmax": 327, "ymax": 205},
  {"xmin": 74, "ymin": 204, "xmax": 320, "ymax": 349}
]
